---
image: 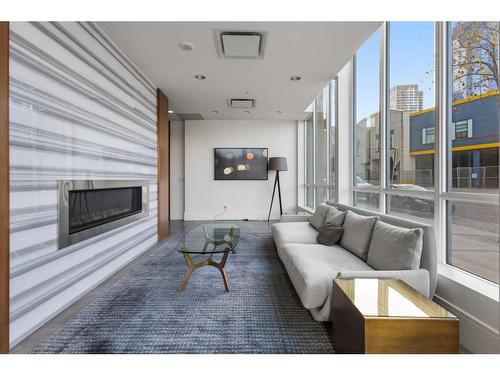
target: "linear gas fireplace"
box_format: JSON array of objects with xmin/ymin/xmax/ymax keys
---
[{"xmin": 58, "ymin": 180, "xmax": 149, "ymax": 249}]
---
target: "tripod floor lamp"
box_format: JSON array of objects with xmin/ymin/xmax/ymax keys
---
[{"xmin": 267, "ymin": 157, "xmax": 288, "ymax": 222}]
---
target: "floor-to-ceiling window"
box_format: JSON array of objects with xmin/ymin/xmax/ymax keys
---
[
  {"xmin": 305, "ymin": 114, "xmax": 314, "ymax": 208},
  {"xmin": 353, "ymin": 28, "xmax": 381, "ymax": 210},
  {"xmin": 351, "ymin": 22, "xmax": 499, "ymax": 287},
  {"xmin": 315, "ymin": 88, "xmax": 328, "ymax": 204},
  {"xmin": 387, "ymin": 22, "xmax": 436, "ymax": 223},
  {"xmin": 445, "ymin": 21, "xmax": 499, "ymax": 283},
  {"xmin": 303, "ymin": 83, "xmax": 336, "ymax": 209},
  {"xmin": 328, "ymin": 80, "xmax": 337, "ymax": 201}
]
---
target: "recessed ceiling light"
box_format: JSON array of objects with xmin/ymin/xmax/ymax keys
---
[
  {"xmin": 243, "ymin": 110, "xmax": 250, "ymax": 114},
  {"xmin": 194, "ymin": 74, "xmax": 206, "ymax": 80},
  {"xmin": 212, "ymin": 110, "xmax": 219, "ymax": 114},
  {"xmin": 276, "ymin": 111, "xmax": 282, "ymax": 114},
  {"xmin": 290, "ymin": 75, "xmax": 302, "ymax": 81},
  {"xmin": 168, "ymin": 110, "xmax": 174, "ymax": 114},
  {"xmin": 179, "ymin": 41, "xmax": 195, "ymax": 51}
]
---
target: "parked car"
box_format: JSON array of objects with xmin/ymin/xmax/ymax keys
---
[
  {"xmin": 390, "ymin": 184, "xmax": 434, "ymax": 218},
  {"xmin": 355, "ymin": 176, "xmax": 379, "ymax": 207},
  {"xmin": 354, "ymin": 179, "xmax": 439, "ymax": 218}
]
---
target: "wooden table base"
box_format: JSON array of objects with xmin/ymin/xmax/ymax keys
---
[{"xmin": 178, "ymin": 252, "xmax": 230, "ymax": 292}]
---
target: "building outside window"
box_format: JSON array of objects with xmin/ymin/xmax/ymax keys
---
[
  {"xmin": 351, "ymin": 21, "xmax": 499, "ymax": 285},
  {"xmin": 353, "ymin": 28, "xmax": 381, "ymax": 210},
  {"xmin": 453, "ymin": 120, "xmax": 471, "ymax": 139},
  {"xmin": 446, "ymin": 21, "xmax": 499, "ymax": 283},
  {"xmin": 412, "ymin": 94, "xmax": 498, "ymax": 190},
  {"xmin": 302, "ymin": 21, "xmax": 499, "ymax": 285},
  {"xmin": 422, "ymin": 127, "xmax": 435, "ymax": 145},
  {"xmin": 390, "ymin": 84, "xmax": 424, "ymax": 112}
]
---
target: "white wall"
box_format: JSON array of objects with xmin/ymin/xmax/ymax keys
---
[
  {"xmin": 184, "ymin": 120, "xmax": 297, "ymax": 220},
  {"xmin": 170, "ymin": 120, "xmax": 185, "ymax": 220}
]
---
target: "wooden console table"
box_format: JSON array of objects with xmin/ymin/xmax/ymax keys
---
[{"xmin": 331, "ymin": 278, "xmax": 459, "ymax": 354}]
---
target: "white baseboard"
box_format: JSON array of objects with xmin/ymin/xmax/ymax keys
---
[{"xmin": 184, "ymin": 210, "xmax": 282, "ymax": 221}]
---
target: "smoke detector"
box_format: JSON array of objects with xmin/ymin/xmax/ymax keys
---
[{"xmin": 214, "ymin": 30, "xmax": 267, "ymax": 59}]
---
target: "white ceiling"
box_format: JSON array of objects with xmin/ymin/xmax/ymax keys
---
[{"xmin": 99, "ymin": 22, "xmax": 381, "ymax": 121}]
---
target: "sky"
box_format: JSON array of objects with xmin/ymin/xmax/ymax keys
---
[{"xmin": 356, "ymin": 22, "xmax": 435, "ymax": 121}]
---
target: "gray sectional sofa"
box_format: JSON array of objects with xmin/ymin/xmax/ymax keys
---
[{"xmin": 271, "ymin": 202, "xmax": 437, "ymax": 321}]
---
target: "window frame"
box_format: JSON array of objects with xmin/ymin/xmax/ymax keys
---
[
  {"xmin": 442, "ymin": 21, "xmax": 499, "ymax": 290},
  {"xmin": 350, "ymin": 21, "xmax": 499, "ymax": 296},
  {"xmin": 422, "ymin": 127, "xmax": 435, "ymax": 145},
  {"xmin": 304, "ymin": 113, "xmax": 315, "ymax": 209},
  {"xmin": 352, "ymin": 27, "xmax": 383, "ymax": 192},
  {"xmin": 451, "ymin": 119, "xmax": 472, "ymax": 139},
  {"xmin": 303, "ymin": 81, "xmax": 337, "ymax": 209}
]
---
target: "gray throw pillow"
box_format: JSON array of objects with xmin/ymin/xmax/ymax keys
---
[
  {"xmin": 309, "ymin": 203, "xmax": 334, "ymax": 231},
  {"xmin": 340, "ymin": 210, "xmax": 378, "ymax": 261},
  {"xmin": 317, "ymin": 223, "xmax": 344, "ymax": 246},
  {"xmin": 324, "ymin": 209, "xmax": 346, "ymax": 227},
  {"xmin": 367, "ymin": 220, "xmax": 423, "ymax": 270}
]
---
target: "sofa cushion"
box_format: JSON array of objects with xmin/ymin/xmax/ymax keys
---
[
  {"xmin": 279, "ymin": 243, "xmax": 373, "ymax": 309},
  {"xmin": 309, "ymin": 203, "xmax": 338, "ymax": 230},
  {"xmin": 271, "ymin": 222, "xmax": 318, "ymax": 251},
  {"xmin": 316, "ymin": 223, "xmax": 343, "ymax": 246},
  {"xmin": 340, "ymin": 210, "xmax": 378, "ymax": 261},
  {"xmin": 324, "ymin": 209, "xmax": 346, "ymax": 227},
  {"xmin": 367, "ymin": 220, "xmax": 424, "ymax": 270}
]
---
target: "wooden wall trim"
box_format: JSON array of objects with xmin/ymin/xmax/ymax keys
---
[
  {"xmin": 157, "ymin": 89, "xmax": 170, "ymax": 241},
  {"xmin": 0, "ymin": 21, "xmax": 10, "ymax": 353}
]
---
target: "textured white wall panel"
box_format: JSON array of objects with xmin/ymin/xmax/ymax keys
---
[{"xmin": 9, "ymin": 21, "xmax": 158, "ymax": 347}]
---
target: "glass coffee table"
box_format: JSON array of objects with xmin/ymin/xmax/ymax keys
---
[{"xmin": 176, "ymin": 224, "xmax": 240, "ymax": 293}]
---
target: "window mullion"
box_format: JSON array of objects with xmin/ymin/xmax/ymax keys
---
[
  {"xmin": 435, "ymin": 21, "xmax": 448, "ymax": 265},
  {"xmin": 312, "ymin": 103, "xmax": 316, "ymax": 208},
  {"xmin": 326, "ymin": 86, "xmax": 331, "ymax": 190},
  {"xmin": 351, "ymin": 56, "xmax": 356, "ymax": 189},
  {"xmin": 303, "ymin": 119, "xmax": 307, "ymax": 207},
  {"xmin": 379, "ymin": 22, "xmax": 388, "ymax": 214},
  {"xmin": 334, "ymin": 78, "xmax": 340, "ymax": 202}
]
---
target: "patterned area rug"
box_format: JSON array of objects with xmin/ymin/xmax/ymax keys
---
[{"xmin": 33, "ymin": 225, "xmax": 334, "ymax": 353}]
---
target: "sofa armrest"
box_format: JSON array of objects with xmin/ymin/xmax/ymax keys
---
[
  {"xmin": 336, "ymin": 269, "xmax": 430, "ymax": 298},
  {"xmin": 279, "ymin": 214, "xmax": 312, "ymax": 222}
]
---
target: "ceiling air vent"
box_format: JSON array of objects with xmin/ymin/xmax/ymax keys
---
[
  {"xmin": 176, "ymin": 113, "xmax": 205, "ymax": 121},
  {"xmin": 229, "ymin": 99, "xmax": 255, "ymax": 108},
  {"xmin": 214, "ymin": 30, "xmax": 267, "ymax": 59}
]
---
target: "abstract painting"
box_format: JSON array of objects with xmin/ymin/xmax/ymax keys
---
[{"xmin": 214, "ymin": 148, "xmax": 268, "ymax": 180}]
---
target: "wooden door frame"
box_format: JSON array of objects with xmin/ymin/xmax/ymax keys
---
[
  {"xmin": 157, "ymin": 89, "xmax": 170, "ymax": 241},
  {"xmin": 0, "ymin": 21, "xmax": 10, "ymax": 353}
]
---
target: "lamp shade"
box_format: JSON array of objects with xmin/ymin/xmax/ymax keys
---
[{"xmin": 268, "ymin": 157, "xmax": 288, "ymax": 171}]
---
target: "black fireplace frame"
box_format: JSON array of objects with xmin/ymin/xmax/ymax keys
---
[{"xmin": 58, "ymin": 180, "xmax": 149, "ymax": 249}]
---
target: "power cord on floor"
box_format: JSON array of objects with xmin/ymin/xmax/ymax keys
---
[{"xmin": 212, "ymin": 206, "xmax": 228, "ymax": 220}]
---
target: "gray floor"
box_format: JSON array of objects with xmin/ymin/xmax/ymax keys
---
[
  {"xmin": 10, "ymin": 224, "xmax": 177, "ymax": 354},
  {"xmin": 12, "ymin": 220, "xmax": 334, "ymax": 354},
  {"xmin": 11, "ymin": 220, "xmax": 471, "ymax": 354}
]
